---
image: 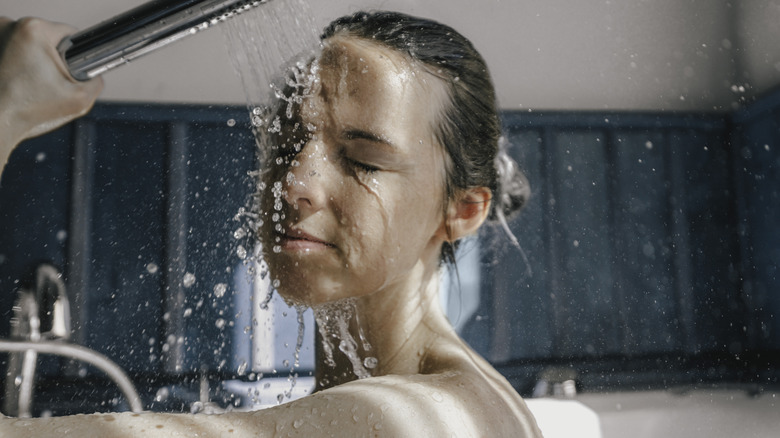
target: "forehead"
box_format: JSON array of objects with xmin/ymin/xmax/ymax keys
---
[{"xmin": 314, "ymin": 36, "xmax": 448, "ymax": 145}]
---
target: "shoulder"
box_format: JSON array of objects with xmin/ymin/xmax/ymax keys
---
[
  {"xmin": 0, "ymin": 373, "xmax": 540, "ymax": 438},
  {"xmin": 260, "ymin": 372, "xmax": 541, "ymax": 437}
]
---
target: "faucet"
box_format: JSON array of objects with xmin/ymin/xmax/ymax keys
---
[{"xmin": 2, "ymin": 263, "xmax": 143, "ymax": 416}]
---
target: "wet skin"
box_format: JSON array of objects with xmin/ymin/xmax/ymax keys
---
[{"xmin": 261, "ymin": 36, "xmax": 451, "ymax": 307}]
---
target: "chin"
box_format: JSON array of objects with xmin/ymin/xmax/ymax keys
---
[{"xmin": 269, "ymin": 267, "xmax": 342, "ymax": 308}]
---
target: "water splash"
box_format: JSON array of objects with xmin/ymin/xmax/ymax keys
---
[
  {"xmin": 313, "ymin": 298, "xmax": 373, "ymax": 379},
  {"xmin": 221, "ymin": 0, "xmax": 319, "ymax": 117}
]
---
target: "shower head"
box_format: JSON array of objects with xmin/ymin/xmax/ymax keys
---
[{"xmin": 58, "ymin": 0, "xmax": 270, "ymax": 81}]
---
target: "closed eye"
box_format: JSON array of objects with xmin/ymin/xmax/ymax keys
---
[{"xmin": 340, "ymin": 150, "xmax": 380, "ymax": 174}]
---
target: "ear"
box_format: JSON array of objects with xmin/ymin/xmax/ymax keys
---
[{"xmin": 440, "ymin": 187, "xmax": 492, "ymax": 242}]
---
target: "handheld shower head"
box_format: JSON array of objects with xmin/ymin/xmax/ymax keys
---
[{"xmin": 58, "ymin": 0, "xmax": 270, "ymax": 81}]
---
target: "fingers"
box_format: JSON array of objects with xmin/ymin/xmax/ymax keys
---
[{"xmin": 0, "ymin": 16, "xmax": 104, "ymax": 143}]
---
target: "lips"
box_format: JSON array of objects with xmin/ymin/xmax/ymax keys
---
[{"xmin": 278, "ymin": 227, "xmax": 335, "ymax": 251}]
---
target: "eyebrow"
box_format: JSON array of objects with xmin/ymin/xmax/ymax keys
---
[{"xmin": 342, "ymin": 129, "xmax": 396, "ymax": 150}]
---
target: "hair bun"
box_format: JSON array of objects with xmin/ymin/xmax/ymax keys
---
[{"xmin": 490, "ymin": 137, "xmax": 530, "ymax": 222}]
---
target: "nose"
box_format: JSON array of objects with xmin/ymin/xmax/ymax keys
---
[{"xmin": 283, "ymin": 140, "xmax": 330, "ymax": 213}]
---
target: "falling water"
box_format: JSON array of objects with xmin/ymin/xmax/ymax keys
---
[
  {"xmin": 313, "ymin": 299, "xmax": 375, "ymax": 380},
  {"xmin": 219, "ymin": 0, "xmax": 325, "ymax": 404},
  {"xmin": 221, "ymin": 0, "xmax": 320, "ymax": 114}
]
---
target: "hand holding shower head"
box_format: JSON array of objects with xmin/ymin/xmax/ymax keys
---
[{"xmin": 58, "ymin": 0, "xmax": 269, "ymax": 81}]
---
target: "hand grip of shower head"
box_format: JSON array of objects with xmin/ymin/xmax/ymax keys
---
[{"xmin": 58, "ymin": 0, "xmax": 268, "ymax": 81}]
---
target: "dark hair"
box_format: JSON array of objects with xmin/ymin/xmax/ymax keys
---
[{"xmin": 322, "ymin": 11, "xmax": 530, "ymax": 262}]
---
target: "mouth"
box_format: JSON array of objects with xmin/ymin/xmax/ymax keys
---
[{"xmin": 277, "ymin": 227, "xmax": 335, "ymax": 252}]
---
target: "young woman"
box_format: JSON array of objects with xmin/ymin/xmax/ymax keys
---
[{"xmin": 0, "ymin": 11, "xmax": 542, "ymax": 437}]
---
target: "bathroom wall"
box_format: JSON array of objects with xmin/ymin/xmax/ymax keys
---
[
  {"xmin": 4, "ymin": 0, "xmax": 778, "ymax": 110},
  {"xmin": 735, "ymin": 1, "xmax": 780, "ymax": 100}
]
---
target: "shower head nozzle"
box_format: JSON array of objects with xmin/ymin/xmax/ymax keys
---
[{"xmin": 59, "ymin": 0, "xmax": 271, "ymax": 81}]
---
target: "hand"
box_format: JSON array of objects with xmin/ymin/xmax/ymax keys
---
[{"xmin": 0, "ymin": 17, "xmax": 104, "ymax": 166}]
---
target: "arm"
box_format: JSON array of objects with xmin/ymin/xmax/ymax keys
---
[{"xmin": 0, "ymin": 17, "xmax": 103, "ymax": 175}]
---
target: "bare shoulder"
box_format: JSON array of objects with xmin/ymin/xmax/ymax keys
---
[
  {"xmin": 0, "ymin": 372, "xmax": 539, "ymax": 438},
  {"xmin": 266, "ymin": 371, "xmax": 541, "ymax": 437}
]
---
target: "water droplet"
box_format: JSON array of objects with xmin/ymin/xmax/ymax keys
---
[
  {"xmin": 155, "ymin": 387, "xmax": 170, "ymax": 402},
  {"xmin": 213, "ymin": 283, "xmax": 227, "ymax": 298},
  {"xmin": 146, "ymin": 263, "xmax": 159, "ymax": 274},
  {"xmin": 233, "ymin": 227, "xmax": 247, "ymax": 239},
  {"xmin": 236, "ymin": 245, "xmax": 247, "ymax": 259},
  {"xmin": 182, "ymin": 272, "xmax": 196, "ymax": 288},
  {"xmin": 431, "ymin": 391, "xmax": 444, "ymax": 402},
  {"xmin": 215, "ymin": 318, "xmax": 226, "ymax": 329},
  {"xmin": 363, "ymin": 357, "xmax": 378, "ymax": 369}
]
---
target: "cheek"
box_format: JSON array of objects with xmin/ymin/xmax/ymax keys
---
[{"xmin": 358, "ymin": 181, "xmax": 441, "ymax": 260}]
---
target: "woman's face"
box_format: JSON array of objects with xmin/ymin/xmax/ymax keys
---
[{"xmin": 260, "ymin": 36, "xmax": 451, "ymax": 306}]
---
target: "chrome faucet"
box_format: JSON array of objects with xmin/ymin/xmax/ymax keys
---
[{"xmin": 2, "ymin": 263, "xmax": 142, "ymax": 416}]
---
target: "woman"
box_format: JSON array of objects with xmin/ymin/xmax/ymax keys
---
[{"xmin": 0, "ymin": 11, "xmax": 541, "ymax": 437}]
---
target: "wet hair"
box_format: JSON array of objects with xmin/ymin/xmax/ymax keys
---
[{"xmin": 322, "ymin": 11, "xmax": 530, "ymax": 263}]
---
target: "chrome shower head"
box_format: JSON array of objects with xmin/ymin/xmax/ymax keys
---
[{"xmin": 58, "ymin": 0, "xmax": 270, "ymax": 81}]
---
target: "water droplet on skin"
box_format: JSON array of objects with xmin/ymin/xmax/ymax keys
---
[
  {"xmin": 363, "ymin": 357, "xmax": 378, "ymax": 369},
  {"xmin": 233, "ymin": 227, "xmax": 247, "ymax": 239},
  {"xmin": 146, "ymin": 263, "xmax": 159, "ymax": 274},
  {"xmin": 236, "ymin": 245, "xmax": 247, "ymax": 259},
  {"xmin": 215, "ymin": 318, "xmax": 226, "ymax": 329}
]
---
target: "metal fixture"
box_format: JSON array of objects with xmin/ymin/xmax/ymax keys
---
[
  {"xmin": 58, "ymin": 0, "xmax": 271, "ymax": 80},
  {"xmin": 2, "ymin": 264, "xmax": 143, "ymax": 416},
  {"xmin": 533, "ymin": 367, "xmax": 579, "ymax": 398}
]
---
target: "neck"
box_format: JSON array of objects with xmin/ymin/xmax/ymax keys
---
[{"xmin": 314, "ymin": 258, "xmax": 453, "ymax": 389}]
